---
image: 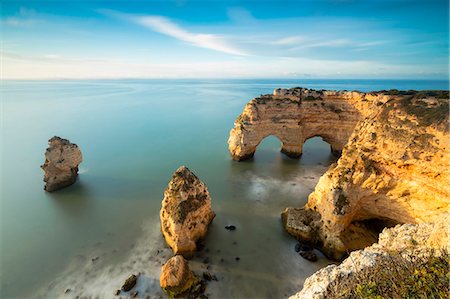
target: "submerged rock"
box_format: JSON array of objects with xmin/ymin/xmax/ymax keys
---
[
  {"xmin": 160, "ymin": 166, "xmax": 215, "ymax": 255},
  {"xmin": 225, "ymin": 225, "xmax": 236, "ymax": 231},
  {"xmin": 160, "ymin": 255, "xmax": 201, "ymax": 298},
  {"xmin": 299, "ymin": 250, "xmax": 317, "ymax": 262},
  {"xmin": 121, "ymin": 274, "xmax": 138, "ymax": 292},
  {"xmin": 41, "ymin": 136, "xmax": 82, "ymax": 192}
]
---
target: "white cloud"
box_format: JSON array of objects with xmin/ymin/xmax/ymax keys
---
[
  {"xmin": 131, "ymin": 15, "xmax": 249, "ymax": 56},
  {"xmin": 290, "ymin": 39, "xmax": 352, "ymax": 50},
  {"xmin": 272, "ymin": 36, "xmax": 304, "ymax": 46}
]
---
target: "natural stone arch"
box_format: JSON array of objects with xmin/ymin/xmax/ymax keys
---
[
  {"xmin": 253, "ymin": 133, "xmax": 302, "ymax": 159},
  {"xmin": 228, "ymin": 88, "xmax": 363, "ymax": 161}
]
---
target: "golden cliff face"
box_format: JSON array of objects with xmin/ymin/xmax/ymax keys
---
[
  {"xmin": 228, "ymin": 88, "xmax": 368, "ymax": 161},
  {"xmin": 281, "ymin": 89, "xmax": 449, "ymax": 260}
]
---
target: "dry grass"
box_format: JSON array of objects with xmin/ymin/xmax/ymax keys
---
[{"xmin": 327, "ymin": 249, "xmax": 449, "ymax": 299}]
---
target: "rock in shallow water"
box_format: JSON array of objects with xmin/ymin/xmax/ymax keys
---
[
  {"xmin": 225, "ymin": 225, "xmax": 236, "ymax": 231},
  {"xmin": 41, "ymin": 136, "xmax": 82, "ymax": 192},
  {"xmin": 160, "ymin": 255, "xmax": 202, "ymax": 298},
  {"xmin": 121, "ymin": 274, "xmax": 138, "ymax": 292},
  {"xmin": 160, "ymin": 166, "xmax": 215, "ymax": 255},
  {"xmin": 299, "ymin": 250, "xmax": 318, "ymax": 262}
]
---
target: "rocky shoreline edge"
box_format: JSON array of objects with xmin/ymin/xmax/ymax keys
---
[{"xmin": 41, "ymin": 86, "xmax": 449, "ymax": 298}]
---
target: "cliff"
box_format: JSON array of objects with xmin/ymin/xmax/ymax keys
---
[
  {"xmin": 291, "ymin": 213, "xmax": 449, "ymax": 299},
  {"xmin": 282, "ymin": 89, "xmax": 449, "ymax": 260},
  {"xmin": 228, "ymin": 88, "xmax": 371, "ymax": 160},
  {"xmin": 229, "ymin": 87, "xmax": 449, "ymax": 261}
]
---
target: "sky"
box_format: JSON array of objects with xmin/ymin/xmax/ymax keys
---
[{"xmin": 1, "ymin": 0, "xmax": 449, "ymax": 79}]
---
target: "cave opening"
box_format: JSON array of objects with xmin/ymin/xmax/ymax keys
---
[
  {"xmin": 343, "ymin": 217, "xmax": 402, "ymax": 252},
  {"xmin": 360, "ymin": 217, "xmax": 400, "ymax": 236}
]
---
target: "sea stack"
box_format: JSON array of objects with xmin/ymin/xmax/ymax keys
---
[
  {"xmin": 41, "ymin": 136, "xmax": 83, "ymax": 192},
  {"xmin": 160, "ymin": 166, "xmax": 215, "ymax": 256}
]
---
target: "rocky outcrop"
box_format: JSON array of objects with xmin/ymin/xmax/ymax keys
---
[
  {"xmin": 290, "ymin": 213, "xmax": 449, "ymax": 299},
  {"xmin": 41, "ymin": 136, "xmax": 83, "ymax": 192},
  {"xmin": 282, "ymin": 89, "xmax": 449, "ymax": 260},
  {"xmin": 160, "ymin": 255, "xmax": 202, "ymax": 298},
  {"xmin": 228, "ymin": 87, "xmax": 379, "ymax": 161},
  {"xmin": 160, "ymin": 166, "xmax": 215, "ymax": 256}
]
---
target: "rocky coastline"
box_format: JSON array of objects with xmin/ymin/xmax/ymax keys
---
[
  {"xmin": 230, "ymin": 87, "xmax": 449, "ymax": 296},
  {"xmin": 40, "ymin": 87, "xmax": 449, "ymax": 298}
]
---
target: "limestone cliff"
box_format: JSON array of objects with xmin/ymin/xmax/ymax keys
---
[
  {"xmin": 229, "ymin": 87, "xmax": 449, "ymax": 260},
  {"xmin": 290, "ymin": 213, "xmax": 449, "ymax": 299},
  {"xmin": 282, "ymin": 89, "xmax": 449, "ymax": 260},
  {"xmin": 41, "ymin": 136, "xmax": 83, "ymax": 192},
  {"xmin": 160, "ymin": 166, "xmax": 215, "ymax": 256},
  {"xmin": 228, "ymin": 87, "xmax": 385, "ymax": 161}
]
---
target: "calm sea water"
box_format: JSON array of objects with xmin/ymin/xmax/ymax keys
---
[{"xmin": 1, "ymin": 79, "xmax": 448, "ymax": 299}]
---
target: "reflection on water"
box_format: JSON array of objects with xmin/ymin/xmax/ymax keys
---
[{"xmin": 1, "ymin": 79, "xmax": 446, "ymax": 298}]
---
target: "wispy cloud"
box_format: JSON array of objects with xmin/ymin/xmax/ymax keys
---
[
  {"xmin": 2, "ymin": 7, "xmax": 43, "ymax": 27},
  {"xmin": 130, "ymin": 15, "xmax": 248, "ymax": 56},
  {"xmin": 272, "ymin": 36, "xmax": 304, "ymax": 46},
  {"xmin": 290, "ymin": 39, "xmax": 352, "ymax": 50}
]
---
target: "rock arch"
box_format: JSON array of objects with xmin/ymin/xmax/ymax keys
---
[{"xmin": 228, "ymin": 88, "xmax": 363, "ymax": 161}]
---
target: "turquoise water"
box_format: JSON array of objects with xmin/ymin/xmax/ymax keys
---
[{"xmin": 1, "ymin": 79, "xmax": 448, "ymax": 298}]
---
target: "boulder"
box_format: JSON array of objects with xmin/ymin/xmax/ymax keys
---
[
  {"xmin": 41, "ymin": 136, "xmax": 82, "ymax": 192},
  {"xmin": 160, "ymin": 166, "xmax": 215, "ymax": 255},
  {"xmin": 121, "ymin": 274, "xmax": 138, "ymax": 292},
  {"xmin": 160, "ymin": 255, "xmax": 200, "ymax": 298}
]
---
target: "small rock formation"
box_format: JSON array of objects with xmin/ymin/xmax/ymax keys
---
[
  {"xmin": 41, "ymin": 136, "xmax": 83, "ymax": 192},
  {"xmin": 228, "ymin": 88, "xmax": 371, "ymax": 160},
  {"xmin": 290, "ymin": 214, "xmax": 449, "ymax": 299},
  {"xmin": 281, "ymin": 89, "xmax": 449, "ymax": 260},
  {"xmin": 160, "ymin": 255, "xmax": 202, "ymax": 298},
  {"xmin": 121, "ymin": 274, "xmax": 138, "ymax": 292},
  {"xmin": 160, "ymin": 166, "xmax": 215, "ymax": 255}
]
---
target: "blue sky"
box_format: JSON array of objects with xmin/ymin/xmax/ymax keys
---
[{"xmin": 1, "ymin": 0, "xmax": 449, "ymax": 79}]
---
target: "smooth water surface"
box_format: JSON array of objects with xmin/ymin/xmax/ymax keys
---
[{"xmin": 1, "ymin": 79, "xmax": 448, "ymax": 298}]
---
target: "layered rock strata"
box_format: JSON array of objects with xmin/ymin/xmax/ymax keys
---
[
  {"xmin": 41, "ymin": 136, "xmax": 83, "ymax": 192},
  {"xmin": 281, "ymin": 89, "xmax": 449, "ymax": 260},
  {"xmin": 160, "ymin": 166, "xmax": 215, "ymax": 256},
  {"xmin": 228, "ymin": 87, "xmax": 378, "ymax": 161},
  {"xmin": 160, "ymin": 255, "xmax": 201, "ymax": 298},
  {"xmin": 290, "ymin": 213, "xmax": 449, "ymax": 299}
]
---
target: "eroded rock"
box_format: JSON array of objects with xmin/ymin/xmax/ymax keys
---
[
  {"xmin": 160, "ymin": 255, "xmax": 201, "ymax": 298},
  {"xmin": 160, "ymin": 166, "xmax": 215, "ymax": 255},
  {"xmin": 274, "ymin": 89, "xmax": 449, "ymax": 260},
  {"xmin": 228, "ymin": 88, "xmax": 370, "ymax": 161},
  {"xmin": 290, "ymin": 214, "xmax": 450, "ymax": 299},
  {"xmin": 41, "ymin": 136, "xmax": 82, "ymax": 192}
]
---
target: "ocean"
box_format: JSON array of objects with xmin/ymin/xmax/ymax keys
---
[{"xmin": 1, "ymin": 79, "xmax": 448, "ymax": 298}]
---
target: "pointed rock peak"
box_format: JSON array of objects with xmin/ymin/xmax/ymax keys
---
[
  {"xmin": 161, "ymin": 166, "xmax": 215, "ymax": 255},
  {"xmin": 174, "ymin": 165, "xmax": 197, "ymax": 179}
]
